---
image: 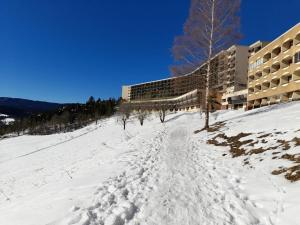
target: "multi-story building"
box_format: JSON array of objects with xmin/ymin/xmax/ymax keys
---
[
  {"xmin": 247, "ymin": 23, "xmax": 300, "ymax": 109},
  {"xmin": 217, "ymin": 45, "xmax": 249, "ymax": 109},
  {"xmin": 248, "ymin": 41, "xmax": 270, "ymax": 57},
  {"xmin": 122, "ymin": 45, "xmax": 249, "ymax": 111},
  {"xmin": 220, "ymin": 45, "xmax": 249, "ymax": 92},
  {"xmin": 122, "ymin": 71, "xmax": 207, "ymax": 111}
]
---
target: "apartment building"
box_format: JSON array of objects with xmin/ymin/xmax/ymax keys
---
[
  {"xmin": 220, "ymin": 45, "xmax": 249, "ymax": 92},
  {"xmin": 122, "ymin": 71, "xmax": 206, "ymax": 111},
  {"xmin": 217, "ymin": 45, "xmax": 249, "ymax": 109},
  {"xmin": 247, "ymin": 23, "xmax": 300, "ymax": 109},
  {"xmin": 122, "ymin": 45, "xmax": 249, "ymax": 111},
  {"xmin": 123, "ymin": 70, "xmax": 205, "ymax": 102}
]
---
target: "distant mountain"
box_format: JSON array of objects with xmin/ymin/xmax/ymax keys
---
[{"xmin": 0, "ymin": 97, "xmax": 65, "ymax": 118}]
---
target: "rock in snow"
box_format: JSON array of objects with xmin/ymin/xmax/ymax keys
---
[{"xmin": 0, "ymin": 102, "xmax": 300, "ymax": 225}]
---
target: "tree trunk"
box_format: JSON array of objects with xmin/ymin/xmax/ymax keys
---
[{"xmin": 204, "ymin": 0, "xmax": 215, "ymax": 130}]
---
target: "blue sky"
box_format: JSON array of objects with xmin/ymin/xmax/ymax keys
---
[{"xmin": 1, "ymin": 0, "xmax": 300, "ymax": 103}]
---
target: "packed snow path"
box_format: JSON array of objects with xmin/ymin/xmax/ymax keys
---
[
  {"xmin": 59, "ymin": 119, "xmax": 268, "ymax": 225},
  {"xmin": 138, "ymin": 125, "xmax": 260, "ymax": 225}
]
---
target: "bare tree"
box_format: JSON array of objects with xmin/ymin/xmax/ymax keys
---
[
  {"xmin": 156, "ymin": 103, "xmax": 169, "ymax": 123},
  {"xmin": 172, "ymin": 0, "xmax": 241, "ymax": 129},
  {"xmin": 119, "ymin": 104, "xmax": 131, "ymax": 130},
  {"xmin": 137, "ymin": 106, "xmax": 148, "ymax": 126}
]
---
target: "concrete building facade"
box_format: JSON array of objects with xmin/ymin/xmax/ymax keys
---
[
  {"xmin": 122, "ymin": 45, "xmax": 249, "ymax": 111},
  {"xmin": 221, "ymin": 89, "xmax": 248, "ymax": 110},
  {"xmin": 247, "ymin": 23, "xmax": 300, "ymax": 109}
]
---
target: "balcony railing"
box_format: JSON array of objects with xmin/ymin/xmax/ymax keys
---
[
  {"xmin": 272, "ymin": 47, "xmax": 281, "ymax": 58},
  {"xmin": 282, "ymin": 39, "xmax": 293, "ymax": 52},
  {"xmin": 281, "ymin": 74, "xmax": 292, "ymax": 85},
  {"xmin": 295, "ymin": 33, "xmax": 300, "ymax": 45}
]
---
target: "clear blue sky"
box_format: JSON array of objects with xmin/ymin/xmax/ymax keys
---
[{"xmin": 1, "ymin": 0, "xmax": 300, "ymax": 103}]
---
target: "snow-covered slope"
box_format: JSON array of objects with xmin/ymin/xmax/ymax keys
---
[{"xmin": 0, "ymin": 102, "xmax": 300, "ymax": 225}]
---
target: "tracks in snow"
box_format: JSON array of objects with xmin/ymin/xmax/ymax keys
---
[
  {"xmin": 59, "ymin": 123, "xmax": 273, "ymax": 225},
  {"xmin": 138, "ymin": 124, "xmax": 263, "ymax": 225}
]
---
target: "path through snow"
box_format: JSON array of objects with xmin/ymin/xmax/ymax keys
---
[{"xmin": 59, "ymin": 117, "xmax": 272, "ymax": 225}]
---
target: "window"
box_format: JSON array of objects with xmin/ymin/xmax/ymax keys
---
[
  {"xmin": 295, "ymin": 52, "xmax": 300, "ymax": 63},
  {"xmin": 249, "ymin": 58, "xmax": 263, "ymax": 71}
]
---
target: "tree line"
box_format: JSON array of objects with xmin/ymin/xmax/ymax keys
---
[{"xmin": 0, "ymin": 97, "xmax": 121, "ymax": 137}]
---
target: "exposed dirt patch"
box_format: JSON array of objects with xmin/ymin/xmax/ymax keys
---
[
  {"xmin": 292, "ymin": 137, "xmax": 300, "ymax": 146},
  {"xmin": 207, "ymin": 132, "xmax": 273, "ymax": 157},
  {"xmin": 194, "ymin": 122, "xmax": 226, "ymax": 134},
  {"xmin": 277, "ymin": 140, "xmax": 291, "ymax": 150},
  {"xmin": 272, "ymin": 165, "xmax": 300, "ymax": 182},
  {"xmin": 281, "ymin": 154, "xmax": 300, "ymax": 163},
  {"xmin": 207, "ymin": 122, "xmax": 226, "ymax": 133},
  {"xmin": 205, "ymin": 122, "xmax": 300, "ymax": 182},
  {"xmin": 258, "ymin": 134, "xmax": 272, "ymax": 139}
]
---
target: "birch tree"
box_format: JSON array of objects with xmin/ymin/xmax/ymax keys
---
[{"xmin": 172, "ymin": 0, "xmax": 241, "ymax": 129}]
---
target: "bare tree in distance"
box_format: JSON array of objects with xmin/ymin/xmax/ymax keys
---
[
  {"xmin": 137, "ymin": 106, "xmax": 148, "ymax": 126},
  {"xmin": 171, "ymin": 0, "xmax": 241, "ymax": 129},
  {"xmin": 156, "ymin": 103, "xmax": 169, "ymax": 123},
  {"xmin": 119, "ymin": 104, "xmax": 131, "ymax": 130}
]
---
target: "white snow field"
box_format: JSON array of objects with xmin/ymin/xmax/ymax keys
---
[{"xmin": 0, "ymin": 102, "xmax": 300, "ymax": 225}]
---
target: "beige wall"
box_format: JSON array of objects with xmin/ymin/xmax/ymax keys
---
[
  {"xmin": 235, "ymin": 46, "xmax": 250, "ymax": 91},
  {"xmin": 247, "ymin": 23, "xmax": 300, "ymax": 108},
  {"xmin": 122, "ymin": 86, "xmax": 130, "ymax": 101}
]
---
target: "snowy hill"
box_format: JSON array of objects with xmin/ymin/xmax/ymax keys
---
[{"xmin": 0, "ymin": 102, "xmax": 300, "ymax": 225}]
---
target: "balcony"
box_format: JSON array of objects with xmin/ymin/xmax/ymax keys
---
[
  {"xmin": 270, "ymin": 62, "xmax": 280, "ymax": 73},
  {"xmin": 281, "ymin": 56, "xmax": 293, "ymax": 69},
  {"xmin": 247, "ymin": 100, "xmax": 254, "ymax": 109},
  {"xmin": 261, "ymin": 98, "xmax": 269, "ymax": 106},
  {"xmin": 281, "ymin": 74, "xmax": 292, "ymax": 85},
  {"xmin": 270, "ymin": 95, "xmax": 280, "ymax": 105},
  {"xmin": 282, "ymin": 39, "xmax": 293, "ymax": 52},
  {"xmin": 253, "ymin": 99, "xmax": 262, "ymax": 108},
  {"xmin": 272, "ymin": 46, "xmax": 281, "ymax": 58},
  {"xmin": 262, "ymin": 81, "xmax": 270, "ymax": 90},
  {"xmin": 255, "ymin": 71, "xmax": 263, "ymax": 80},
  {"xmin": 263, "ymin": 53, "xmax": 271, "ymax": 63},
  {"xmin": 271, "ymin": 62, "xmax": 280, "ymax": 73},
  {"xmin": 281, "ymin": 92, "xmax": 293, "ymax": 102},
  {"xmin": 248, "ymin": 87, "xmax": 254, "ymax": 94},
  {"xmin": 292, "ymin": 91, "xmax": 300, "ymax": 101},
  {"xmin": 270, "ymin": 78, "xmax": 280, "ymax": 88},
  {"xmin": 263, "ymin": 67, "xmax": 271, "ymax": 76},
  {"xmin": 254, "ymin": 84, "xmax": 262, "ymax": 92},
  {"xmin": 293, "ymin": 69, "xmax": 300, "ymax": 81},
  {"xmin": 295, "ymin": 33, "xmax": 300, "ymax": 45},
  {"xmin": 248, "ymin": 75, "xmax": 255, "ymax": 82}
]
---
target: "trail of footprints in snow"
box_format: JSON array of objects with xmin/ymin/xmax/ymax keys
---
[
  {"xmin": 189, "ymin": 141, "xmax": 264, "ymax": 225},
  {"xmin": 67, "ymin": 130, "xmax": 167, "ymax": 225}
]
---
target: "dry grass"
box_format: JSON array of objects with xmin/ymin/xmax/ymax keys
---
[
  {"xmin": 272, "ymin": 165, "xmax": 300, "ymax": 182},
  {"xmin": 203, "ymin": 120, "xmax": 300, "ymax": 182}
]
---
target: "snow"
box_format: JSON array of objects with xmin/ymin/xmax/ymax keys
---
[
  {"xmin": 0, "ymin": 102, "xmax": 300, "ymax": 225},
  {"xmin": 0, "ymin": 113, "xmax": 14, "ymax": 124},
  {"xmin": 1, "ymin": 117, "xmax": 15, "ymax": 124}
]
